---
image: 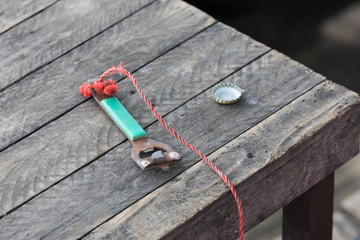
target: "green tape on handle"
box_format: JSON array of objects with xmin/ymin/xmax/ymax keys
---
[{"xmin": 100, "ymin": 97, "xmax": 148, "ymax": 141}]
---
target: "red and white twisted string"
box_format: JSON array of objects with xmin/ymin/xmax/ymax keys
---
[{"xmin": 98, "ymin": 63, "xmax": 244, "ymax": 240}]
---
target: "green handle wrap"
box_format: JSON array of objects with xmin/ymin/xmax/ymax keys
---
[{"xmin": 100, "ymin": 97, "xmax": 148, "ymax": 141}]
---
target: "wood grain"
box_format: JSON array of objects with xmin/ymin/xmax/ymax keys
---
[
  {"xmin": 0, "ymin": 0, "xmax": 58, "ymax": 34},
  {"xmin": 0, "ymin": 0, "xmax": 154, "ymax": 91},
  {"xmin": 0, "ymin": 0, "xmax": 216, "ymax": 151},
  {"xmin": 0, "ymin": 21, "xmax": 268, "ymax": 217},
  {"xmin": 0, "ymin": 51, "xmax": 326, "ymax": 239},
  {"xmin": 83, "ymin": 81, "xmax": 360, "ymax": 240}
]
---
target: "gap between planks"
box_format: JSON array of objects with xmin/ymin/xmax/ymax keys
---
[
  {"xmin": 0, "ymin": 0, "xmax": 61, "ymax": 35},
  {"xmin": 0, "ymin": 0, "xmax": 218, "ymax": 153},
  {"xmin": 0, "ymin": 0, "xmax": 158, "ymax": 92},
  {"xmin": 0, "ymin": 21, "xmax": 219, "ymax": 153}
]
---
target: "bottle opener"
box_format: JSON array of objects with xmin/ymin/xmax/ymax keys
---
[{"xmin": 91, "ymin": 88, "xmax": 181, "ymax": 171}]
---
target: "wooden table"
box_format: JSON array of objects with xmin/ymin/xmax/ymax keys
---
[{"xmin": 1, "ymin": 0, "xmax": 359, "ymax": 239}]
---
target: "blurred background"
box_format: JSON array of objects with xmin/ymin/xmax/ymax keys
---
[{"xmin": 185, "ymin": 1, "xmax": 360, "ymax": 239}]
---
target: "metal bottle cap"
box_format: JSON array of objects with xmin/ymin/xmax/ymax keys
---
[{"xmin": 212, "ymin": 83, "xmax": 243, "ymax": 104}]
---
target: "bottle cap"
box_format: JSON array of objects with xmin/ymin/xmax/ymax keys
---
[{"xmin": 212, "ymin": 83, "xmax": 242, "ymax": 104}]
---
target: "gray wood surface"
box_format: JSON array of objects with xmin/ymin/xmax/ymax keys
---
[
  {"xmin": 0, "ymin": 0, "xmax": 154, "ymax": 91},
  {"xmin": 0, "ymin": 50, "xmax": 327, "ymax": 239},
  {"xmin": 0, "ymin": 0, "xmax": 58, "ymax": 34},
  {"xmin": 0, "ymin": 21, "xmax": 268, "ymax": 217},
  {"xmin": 1, "ymin": 0, "xmax": 360, "ymax": 239},
  {"xmin": 84, "ymin": 81, "xmax": 360, "ymax": 240},
  {"xmin": 0, "ymin": 0, "xmax": 216, "ymax": 151}
]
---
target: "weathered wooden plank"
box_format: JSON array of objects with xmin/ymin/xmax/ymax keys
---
[
  {"xmin": 341, "ymin": 189, "xmax": 360, "ymax": 223},
  {"xmin": 0, "ymin": 0, "xmax": 155, "ymax": 91},
  {"xmin": 333, "ymin": 211, "xmax": 360, "ymax": 240},
  {"xmin": 283, "ymin": 173, "xmax": 334, "ymax": 240},
  {"xmin": 0, "ymin": 22, "xmax": 268, "ymax": 216},
  {"xmin": 0, "ymin": 51, "xmax": 326, "ymax": 239},
  {"xmin": 0, "ymin": 0, "xmax": 58, "ymax": 34},
  {"xmin": 83, "ymin": 81, "xmax": 360, "ymax": 240},
  {"xmin": 0, "ymin": 0, "xmax": 216, "ymax": 151}
]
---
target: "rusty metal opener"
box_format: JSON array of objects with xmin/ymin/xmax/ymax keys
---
[{"xmin": 91, "ymin": 88, "xmax": 181, "ymax": 171}]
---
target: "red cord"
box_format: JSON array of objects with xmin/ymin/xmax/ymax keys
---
[
  {"xmin": 79, "ymin": 79, "xmax": 118, "ymax": 97},
  {"xmin": 82, "ymin": 63, "xmax": 244, "ymax": 239}
]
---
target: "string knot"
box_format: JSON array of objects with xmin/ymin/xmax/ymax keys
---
[{"xmin": 79, "ymin": 79, "xmax": 118, "ymax": 97}]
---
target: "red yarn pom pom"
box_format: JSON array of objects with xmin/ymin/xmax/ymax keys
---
[
  {"xmin": 79, "ymin": 82, "xmax": 93, "ymax": 97},
  {"xmin": 92, "ymin": 81, "xmax": 106, "ymax": 92},
  {"xmin": 79, "ymin": 79, "xmax": 118, "ymax": 97},
  {"xmin": 103, "ymin": 84, "xmax": 118, "ymax": 95},
  {"xmin": 107, "ymin": 79, "xmax": 115, "ymax": 85}
]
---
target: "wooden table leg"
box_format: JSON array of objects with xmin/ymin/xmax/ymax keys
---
[{"xmin": 283, "ymin": 173, "xmax": 334, "ymax": 240}]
